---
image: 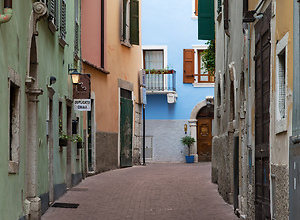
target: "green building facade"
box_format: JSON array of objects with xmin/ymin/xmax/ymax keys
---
[{"xmin": 0, "ymin": 0, "xmax": 84, "ymax": 219}]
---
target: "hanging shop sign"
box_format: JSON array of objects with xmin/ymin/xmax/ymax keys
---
[
  {"xmin": 73, "ymin": 74, "xmax": 91, "ymax": 99},
  {"xmin": 74, "ymin": 99, "xmax": 91, "ymax": 111}
]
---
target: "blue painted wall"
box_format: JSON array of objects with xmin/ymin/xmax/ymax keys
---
[{"xmin": 142, "ymin": 0, "xmax": 214, "ymax": 120}]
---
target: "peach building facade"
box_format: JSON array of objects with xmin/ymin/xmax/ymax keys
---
[{"xmin": 81, "ymin": 0, "xmax": 142, "ymax": 173}]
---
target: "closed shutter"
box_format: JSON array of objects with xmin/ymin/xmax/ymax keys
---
[
  {"xmin": 48, "ymin": 0, "xmax": 57, "ymax": 26},
  {"xmin": 198, "ymin": 0, "xmax": 215, "ymax": 40},
  {"xmin": 123, "ymin": 0, "xmax": 127, "ymax": 41},
  {"xmin": 60, "ymin": 0, "xmax": 67, "ymax": 39},
  {"xmin": 130, "ymin": 0, "xmax": 139, "ymax": 45},
  {"xmin": 183, "ymin": 49, "xmax": 195, "ymax": 83}
]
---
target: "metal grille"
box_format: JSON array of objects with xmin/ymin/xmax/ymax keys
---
[
  {"xmin": 278, "ymin": 50, "xmax": 286, "ymax": 118},
  {"xmin": 60, "ymin": 0, "xmax": 67, "ymax": 39}
]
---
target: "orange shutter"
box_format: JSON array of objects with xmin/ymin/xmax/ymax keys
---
[
  {"xmin": 183, "ymin": 49, "xmax": 195, "ymax": 83},
  {"xmin": 195, "ymin": 0, "xmax": 198, "ymax": 16}
]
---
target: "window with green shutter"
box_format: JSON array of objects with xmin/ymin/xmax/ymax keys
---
[
  {"xmin": 48, "ymin": 0, "xmax": 57, "ymax": 25},
  {"xmin": 198, "ymin": 0, "xmax": 215, "ymax": 40},
  {"xmin": 130, "ymin": 0, "xmax": 139, "ymax": 45},
  {"xmin": 122, "ymin": 0, "xmax": 139, "ymax": 46},
  {"xmin": 60, "ymin": 0, "xmax": 67, "ymax": 40}
]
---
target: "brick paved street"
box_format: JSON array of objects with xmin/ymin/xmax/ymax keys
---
[{"xmin": 42, "ymin": 163, "xmax": 238, "ymax": 220}]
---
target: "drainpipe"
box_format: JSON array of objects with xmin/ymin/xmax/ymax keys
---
[{"xmin": 0, "ymin": 0, "xmax": 13, "ymax": 24}]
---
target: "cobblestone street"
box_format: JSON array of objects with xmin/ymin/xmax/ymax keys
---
[{"xmin": 42, "ymin": 163, "xmax": 238, "ymax": 220}]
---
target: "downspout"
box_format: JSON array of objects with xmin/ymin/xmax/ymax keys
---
[{"xmin": 0, "ymin": 0, "xmax": 13, "ymax": 24}]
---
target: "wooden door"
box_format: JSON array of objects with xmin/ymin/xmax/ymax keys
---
[
  {"xmin": 197, "ymin": 118, "xmax": 213, "ymax": 161},
  {"xmin": 120, "ymin": 96, "xmax": 133, "ymax": 167},
  {"xmin": 254, "ymin": 4, "xmax": 271, "ymax": 219}
]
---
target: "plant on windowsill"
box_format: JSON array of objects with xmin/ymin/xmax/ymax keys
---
[
  {"xmin": 72, "ymin": 134, "xmax": 83, "ymax": 148},
  {"xmin": 201, "ymin": 40, "xmax": 215, "ymax": 77},
  {"xmin": 144, "ymin": 66, "xmax": 175, "ymax": 75},
  {"xmin": 181, "ymin": 135, "xmax": 196, "ymax": 163},
  {"xmin": 59, "ymin": 118, "xmax": 71, "ymax": 146}
]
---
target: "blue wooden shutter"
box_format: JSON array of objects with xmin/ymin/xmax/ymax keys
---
[
  {"xmin": 198, "ymin": 0, "xmax": 215, "ymax": 40},
  {"xmin": 130, "ymin": 0, "xmax": 139, "ymax": 45}
]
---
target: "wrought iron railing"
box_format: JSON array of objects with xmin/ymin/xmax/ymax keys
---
[{"xmin": 144, "ymin": 70, "xmax": 176, "ymax": 92}]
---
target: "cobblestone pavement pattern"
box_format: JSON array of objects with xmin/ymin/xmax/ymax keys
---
[{"xmin": 42, "ymin": 163, "xmax": 238, "ymax": 220}]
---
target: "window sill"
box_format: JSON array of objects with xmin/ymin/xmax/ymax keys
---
[
  {"xmin": 8, "ymin": 161, "xmax": 19, "ymax": 174},
  {"xmin": 121, "ymin": 40, "xmax": 132, "ymax": 48},
  {"xmin": 275, "ymin": 118, "xmax": 287, "ymax": 135},
  {"xmin": 191, "ymin": 15, "xmax": 198, "ymax": 20},
  {"xmin": 193, "ymin": 83, "xmax": 215, "ymax": 88},
  {"xmin": 146, "ymin": 90, "xmax": 177, "ymax": 95}
]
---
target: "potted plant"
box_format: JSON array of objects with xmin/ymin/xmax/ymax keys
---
[
  {"xmin": 181, "ymin": 136, "xmax": 196, "ymax": 163},
  {"xmin": 59, "ymin": 118, "xmax": 69, "ymax": 146},
  {"xmin": 72, "ymin": 134, "xmax": 83, "ymax": 148}
]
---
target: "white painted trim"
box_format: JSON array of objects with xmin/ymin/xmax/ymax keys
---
[
  {"xmin": 193, "ymin": 83, "xmax": 214, "ymax": 88},
  {"xmin": 142, "ymin": 45, "xmax": 168, "ymax": 69}
]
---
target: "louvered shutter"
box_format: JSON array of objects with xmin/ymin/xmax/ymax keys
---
[
  {"xmin": 130, "ymin": 0, "xmax": 139, "ymax": 45},
  {"xmin": 183, "ymin": 49, "xmax": 195, "ymax": 83},
  {"xmin": 198, "ymin": 0, "xmax": 215, "ymax": 40},
  {"xmin": 60, "ymin": 0, "xmax": 67, "ymax": 39},
  {"xmin": 74, "ymin": 0, "xmax": 79, "ymax": 54},
  {"xmin": 48, "ymin": 0, "xmax": 57, "ymax": 25},
  {"xmin": 123, "ymin": 0, "xmax": 127, "ymax": 41}
]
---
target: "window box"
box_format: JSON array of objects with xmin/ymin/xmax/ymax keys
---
[{"xmin": 59, "ymin": 138, "xmax": 68, "ymax": 146}]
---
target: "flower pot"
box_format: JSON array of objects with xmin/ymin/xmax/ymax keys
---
[
  {"xmin": 185, "ymin": 155, "xmax": 194, "ymax": 163},
  {"xmin": 59, "ymin": 138, "xmax": 68, "ymax": 146}
]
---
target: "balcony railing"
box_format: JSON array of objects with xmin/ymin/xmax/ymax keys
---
[{"xmin": 144, "ymin": 69, "xmax": 176, "ymax": 92}]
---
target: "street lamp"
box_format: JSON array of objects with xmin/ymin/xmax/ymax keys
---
[{"xmin": 68, "ymin": 65, "xmax": 82, "ymax": 84}]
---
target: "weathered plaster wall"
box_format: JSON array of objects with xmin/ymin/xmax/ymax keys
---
[
  {"xmin": 133, "ymin": 104, "xmax": 142, "ymax": 165},
  {"xmin": 95, "ymin": 131, "xmax": 119, "ymax": 173}
]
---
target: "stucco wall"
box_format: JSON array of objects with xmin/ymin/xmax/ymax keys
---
[{"xmin": 144, "ymin": 120, "xmax": 191, "ymax": 163}]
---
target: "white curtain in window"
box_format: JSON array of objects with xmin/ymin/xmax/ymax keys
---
[{"xmin": 144, "ymin": 51, "xmax": 163, "ymax": 69}]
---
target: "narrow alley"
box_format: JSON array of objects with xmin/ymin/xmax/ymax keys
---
[{"xmin": 42, "ymin": 163, "xmax": 237, "ymax": 220}]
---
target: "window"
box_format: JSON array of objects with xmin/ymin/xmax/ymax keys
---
[
  {"xmin": 275, "ymin": 33, "xmax": 288, "ymax": 134},
  {"xmin": 8, "ymin": 69, "xmax": 21, "ymax": 174},
  {"xmin": 122, "ymin": 0, "xmax": 139, "ymax": 46},
  {"xmin": 143, "ymin": 49, "xmax": 164, "ymax": 91},
  {"xmin": 142, "ymin": 46, "xmax": 176, "ymax": 92},
  {"xmin": 183, "ymin": 46, "xmax": 214, "ymax": 85},
  {"xmin": 143, "ymin": 50, "xmax": 164, "ymax": 69}
]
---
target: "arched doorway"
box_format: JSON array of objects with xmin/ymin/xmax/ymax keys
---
[{"xmin": 196, "ymin": 105, "xmax": 214, "ymax": 161}]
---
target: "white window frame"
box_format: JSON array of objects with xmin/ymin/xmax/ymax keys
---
[
  {"xmin": 192, "ymin": 45, "xmax": 214, "ymax": 88},
  {"xmin": 275, "ymin": 32, "xmax": 288, "ymax": 134},
  {"xmin": 142, "ymin": 45, "xmax": 170, "ymax": 93},
  {"xmin": 121, "ymin": 0, "xmax": 131, "ymax": 47}
]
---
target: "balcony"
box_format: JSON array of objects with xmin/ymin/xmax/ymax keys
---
[{"xmin": 145, "ymin": 69, "xmax": 176, "ymax": 94}]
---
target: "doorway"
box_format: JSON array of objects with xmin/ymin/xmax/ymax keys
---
[{"xmin": 197, "ymin": 106, "xmax": 214, "ymax": 162}]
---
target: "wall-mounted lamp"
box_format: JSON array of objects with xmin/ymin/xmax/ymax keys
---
[
  {"xmin": 50, "ymin": 76, "xmax": 56, "ymax": 85},
  {"xmin": 68, "ymin": 65, "xmax": 81, "ymax": 84}
]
